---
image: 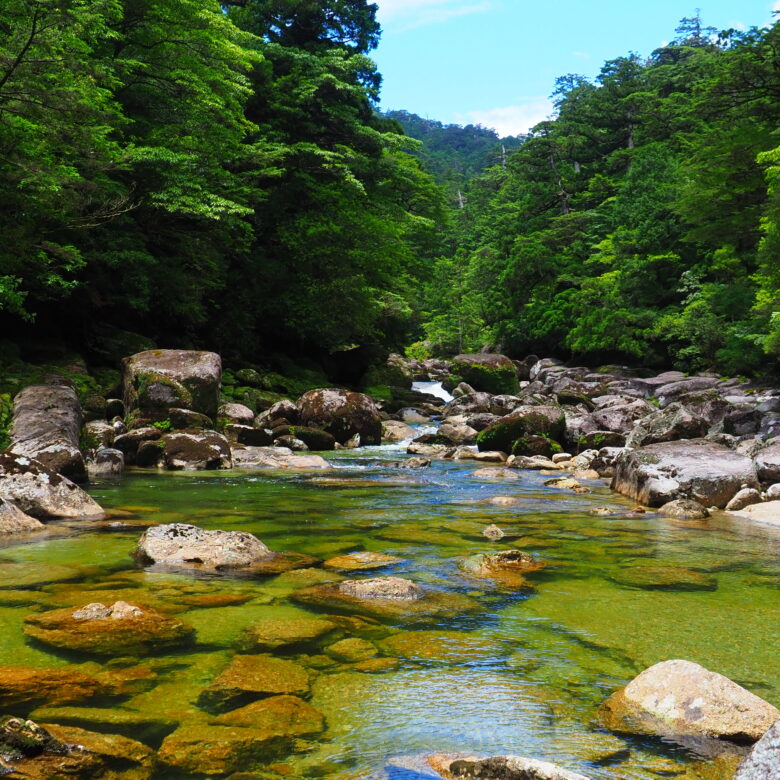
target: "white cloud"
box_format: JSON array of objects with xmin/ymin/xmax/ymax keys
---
[
  {"xmin": 572, "ymin": 51, "xmax": 591, "ymax": 59},
  {"xmin": 726, "ymin": 20, "xmax": 748, "ymax": 31},
  {"xmin": 376, "ymin": 0, "xmax": 492, "ymax": 30},
  {"xmin": 456, "ymin": 99, "xmax": 554, "ymax": 137}
]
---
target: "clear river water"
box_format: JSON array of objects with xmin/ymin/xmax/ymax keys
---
[{"xmin": 1, "ymin": 431, "xmax": 779, "ymax": 779}]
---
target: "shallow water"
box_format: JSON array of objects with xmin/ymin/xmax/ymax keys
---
[{"xmin": 2, "ymin": 445, "xmax": 780, "ymax": 778}]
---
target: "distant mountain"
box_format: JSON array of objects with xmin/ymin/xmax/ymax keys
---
[{"xmin": 384, "ymin": 110, "xmax": 525, "ymax": 186}]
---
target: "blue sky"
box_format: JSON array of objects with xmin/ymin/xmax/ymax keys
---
[{"xmin": 372, "ymin": 0, "xmax": 780, "ymax": 135}]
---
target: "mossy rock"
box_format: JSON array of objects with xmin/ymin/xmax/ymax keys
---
[
  {"xmin": 212, "ymin": 694, "xmax": 325, "ymax": 737},
  {"xmin": 240, "ymin": 617, "xmax": 336, "ymax": 652},
  {"xmin": 511, "ymin": 435, "xmax": 562, "ymax": 458},
  {"xmin": 379, "ymin": 630, "xmax": 502, "ymax": 664},
  {"xmin": 452, "ymin": 354, "xmax": 519, "ymax": 395},
  {"xmin": 609, "ymin": 565, "xmax": 718, "ymax": 591},
  {"xmin": 477, "ymin": 405, "xmax": 565, "ymax": 453},
  {"xmin": 272, "ymin": 426, "xmax": 336, "ymax": 451}
]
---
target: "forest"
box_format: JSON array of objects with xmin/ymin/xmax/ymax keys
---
[{"xmin": 2, "ymin": 2, "xmax": 780, "ymax": 378}]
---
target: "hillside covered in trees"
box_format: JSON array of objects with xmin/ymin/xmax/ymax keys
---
[
  {"xmin": 413, "ymin": 15, "xmax": 780, "ymax": 377},
  {"xmin": 0, "ymin": 0, "xmax": 445, "ymax": 367}
]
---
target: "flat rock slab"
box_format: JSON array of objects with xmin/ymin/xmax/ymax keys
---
[
  {"xmin": 0, "ymin": 666, "xmax": 111, "ymax": 711},
  {"xmin": 23, "ymin": 602, "xmax": 195, "ymax": 656},
  {"xmin": 0, "ymin": 562, "xmax": 82, "ymax": 589},
  {"xmin": 323, "ymin": 551, "xmax": 404, "ymax": 571},
  {"xmin": 197, "ymin": 655, "xmax": 311, "ymax": 712},
  {"xmin": 0, "ymin": 452, "xmax": 105, "ymax": 520},
  {"xmin": 612, "ymin": 439, "xmax": 757, "ymax": 508},
  {"xmin": 380, "ymin": 631, "xmax": 501, "ymax": 664},
  {"xmin": 730, "ymin": 501, "xmax": 780, "ymax": 527},
  {"xmin": 598, "ymin": 659, "xmax": 779, "ymax": 748},
  {"xmin": 231, "ymin": 446, "xmax": 331, "ymax": 470},
  {"xmin": 609, "ymin": 565, "xmax": 718, "ymax": 591},
  {"xmin": 212, "ymin": 694, "xmax": 325, "ymax": 736}
]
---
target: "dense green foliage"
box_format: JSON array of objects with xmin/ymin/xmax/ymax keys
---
[
  {"xmin": 414, "ymin": 17, "xmax": 780, "ymax": 375},
  {"xmin": 384, "ymin": 110, "xmax": 524, "ymax": 189},
  {"xmin": 0, "ymin": 0, "xmax": 444, "ymax": 361}
]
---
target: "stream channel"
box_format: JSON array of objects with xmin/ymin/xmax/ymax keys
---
[{"xmin": 1, "ymin": 383, "xmax": 779, "ymax": 778}]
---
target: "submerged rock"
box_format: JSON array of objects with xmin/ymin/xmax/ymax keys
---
[
  {"xmin": 381, "ymin": 631, "xmax": 500, "ymax": 664},
  {"xmin": 134, "ymin": 523, "xmax": 272, "ymax": 571},
  {"xmin": 241, "ymin": 617, "xmax": 336, "ymax": 652},
  {"xmin": 323, "ymin": 551, "xmax": 404, "ymax": 571},
  {"xmin": 0, "ymin": 667, "xmax": 111, "ymax": 711},
  {"xmin": 460, "ymin": 550, "xmax": 545, "ymax": 588},
  {"xmin": 598, "ymin": 659, "xmax": 779, "ymax": 747},
  {"xmin": 23, "ymin": 601, "xmax": 195, "ymax": 656},
  {"xmin": 9, "ymin": 385, "xmax": 86, "ymax": 483},
  {"xmin": 0, "ymin": 452, "xmax": 105, "ymax": 520},
  {"xmin": 609, "ymin": 565, "xmax": 717, "ymax": 591},
  {"xmin": 325, "ymin": 637, "xmax": 378, "ymax": 663},
  {"xmin": 197, "ymin": 655, "xmax": 310, "ymax": 712},
  {"xmin": 428, "ymin": 754, "xmax": 590, "ymax": 780},
  {"xmin": 212, "ymin": 694, "xmax": 325, "ymax": 736}
]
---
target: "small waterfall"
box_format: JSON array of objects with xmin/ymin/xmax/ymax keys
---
[{"xmin": 412, "ymin": 380, "xmax": 454, "ymax": 403}]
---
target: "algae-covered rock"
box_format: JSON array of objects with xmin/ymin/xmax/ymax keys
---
[
  {"xmin": 122, "ymin": 349, "xmax": 221, "ymax": 422},
  {"xmin": 380, "ymin": 631, "xmax": 501, "ymax": 664},
  {"xmin": 0, "ymin": 667, "xmax": 111, "ymax": 712},
  {"xmin": 296, "ymin": 388, "xmax": 382, "ymax": 445},
  {"xmin": 452, "ymin": 354, "xmax": 520, "ymax": 395},
  {"xmin": 291, "ymin": 579, "xmax": 477, "ymax": 622},
  {"xmin": 325, "ymin": 638, "xmax": 378, "ymax": 663},
  {"xmin": 160, "ymin": 431, "xmax": 231, "ymax": 470},
  {"xmin": 23, "ymin": 601, "xmax": 195, "ymax": 656},
  {"xmin": 272, "ymin": 426, "xmax": 336, "ymax": 451},
  {"xmin": 0, "ymin": 715, "xmax": 69, "ymax": 761},
  {"xmin": 212, "ymin": 694, "xmax": 325, "ymax": 737},
  {"xmin": 241, "ymin": 617, "xmax": 336, "ymax": 652},
  {"xmin": 197, "ymin": 655, "xmax": 311, "ymax": 712},
  {"xmin": 460, "ymin": 550, "xmax": 546, "ymax": 588},
  {"xmin": 323, "ymin": 551, "xmax": 404, "ymax": 572},
  {"xmin": 609, "ymin": 565, "xmax": 718, "ymax": 591},
  {"xmin": 598, "ymin": 659, "xmax": 779, "ymax": 747},
  {"xmin": 477, "ymin": 406, "xmax": 565, "ymax": 453}
]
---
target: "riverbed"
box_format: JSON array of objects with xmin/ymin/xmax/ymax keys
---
[{"xmin": 1, "ymin": 440, "xmax": 779, "ymax": 778}]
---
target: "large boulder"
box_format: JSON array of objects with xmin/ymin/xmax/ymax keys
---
[
  {"xmin": 591, "ymin": 399, "xmax": 655, "ymax": 434},
  {"xmin": 9, "ymin": 385, "xmax": 86, "ymax": 482},
  {"xmin": 754, "ymin": 440, "xmax": 780, "ymax": 483},
  {"xmin": 135, "ymin": 523, "xmax": 273, "ymax": 571},
  {"xmin": 476, "ymin": 406, "xmax": 565, "ymax": 453},
  {"xmin": 625, "ymin": 402, "xmax": 709, "ymax": 448},
  {"xmin": 429, "ymin": 755, "xmax": 590, "ymax": 780},
  {"xmin": 122, "ymin": 349, "xmax": 221, "ymax": 423},
  {"xmin": 0, "ymin": 497, "xmax": 44, "ymax": 535},
  {"xmin": 296, "ymin": 388, "xmax": 381, "ymax": 445},
  {"xmin": 734, "ymin": 717, "xmax": 780, "ymax": 779},
  {"xmin": 160, "ymin": 431, "xmax": 231, "ymax": 470},
  {"xmin": 452, "ymin": 354, "xmax": 519, "ymax": 395},
  {"xmin": 231, "ymin": 446, "xmax": 331, "ymax": 470},
  {"xmin": 611, "ymin": 439, "xmax": 757, "ymax": 508},
  {"xmin": 598, "ymin": 659, "xmax": 779, "ymax": 747},
  {"xmin": 0, "ymin": 452, "xmax": 105, "ymax": 520}
]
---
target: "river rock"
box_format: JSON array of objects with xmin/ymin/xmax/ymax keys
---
[
  {"xmin": 725, "ymin": 488, "xmax": 763, "ymax": 512},
  {"xmin": 340, "ymin": 577, "xmax": 424, "ymax": 600},
  {"xmin": 218, "ymin": 402, "xmax": 254, "ymax": 426},
  {"xmin": 231, "ymin": 445, "xmax": 331, "ymax": 470},
  {"xmin": 324, "ymin": 551, "xmax": 404, "ymax": 571},
  {"xmin": 728, "ymin": 500, "xmax": 780, "ymax": 527},
  {"xmin": 224, "ymin": 424, "xmax": 273, "ymax": 447},
  {"xmin": 0, "ymin": 716, "xmax": 70, "ymax": 763},
  {"xmin": 626, "ymin": 402, "xmax": 710, "ymax": 448},
  {"xmin": 23, "ymin": 601, "xmax": 195, "ymax": 656},
  {"xmin": 443, "ymin": 392, "xmax": 494, "ymax": 419},
  {"xmin": 753, "ymin": 441, "xmax": 780, "ymax": 483},
  {"xmin": 428, "ymin": 754, "xmax": 590, "ymax": 780},
  {"xmin": 0, "ymin": 452, "xmax": 105, "ymax": 520},
  {"xmin": 112, "ymin": 427, "xmax": 161, "ymax": 465},
  {"xmin": 241, "ymin": 617, "xmax": 336, "ymax": 651},
  {"xmin": 477, "ymin": 406, "xmax": 565, "ymax": 453},
  {"xmin": 84, "ymin": 420, "xmax": 115, "ymax": 449},
  {"xmin": 598, "ymin": 659, "xmax": 779, "ymax": 746},
  {"xmin": 135, "ymin": 523, "xmax": 273, "ymax": 570},
  {"xmin": 452, "ymin": 354, "xmax": 520, "ymax": 395},
  {"xmin": 0, "ymin": 667, "xmax": 111, "ymax": 711},
  {"xmin": 733, "ymin": 716, "xmax": 780, "ymax": 779},
  {"xmin": 296, "ymin": 388, "xmax": 382, "ymax": 445},
  {"xmin": 160, "ymin": 430, "xmax": 231, "ymax": 470},
  {"xmin": 86, "ymin": 448, "xmax": 124, "ymax": 479},
  {"xmin": 9, "ymin": 385, "xmax": 86, "ymax": 482},
  {"xmin": 658, "ymin": 499, "xmax": 711, "ymax": 520},
  {"xmin": 460, "ymin": 550, "xmax": 545, "ymax": 588},
  {"xmin": 609, "ymin": 565, "xmax": 717, "ymax": 591},
  {"xmin": 382, "ymin": 420, "xmax": 416, "ymax": 443},
  {"xmin": 197, "ymin": 655, "xmax": 310, "ymax": 712},
  {"xmin": 611, "ymin": 439, "xmax": 757, "ymax": 508},
  {"xmin": 0, "ymin": 498, "xmax": 44, "ymax": 535},
  {"xmin": 122, "ymin": 349, "xmax": 221, "ymax": 422},
  {"xmin": 212, "ymin": 694, "xmax": 325, "ymax": 736},
  {"xmin": 437, "ymin": 423, "xmax": 478, "ymax": 445}
]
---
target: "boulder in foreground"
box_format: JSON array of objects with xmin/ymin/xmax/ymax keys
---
[
  {"xmin": 734, "ymin": 716, "xmax": 780, "ymax": 779},
  {"xmin": 598, "ymin": 659, "xmax": 779, "ymax": 746},
  {"xmin": 429, "ymin": 754, "xmax": 590, "ymax": 780},
  {"xmin": 611, "ymin": 439, "xmax": 757, "ymax": 508}
]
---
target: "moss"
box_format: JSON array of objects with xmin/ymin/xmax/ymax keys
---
[
  {"xmin": 452, "ymin": 360, "xmax": 519, "ymax": 395},
  {"xmin": 477, "ymin": 408, "xmax": 564, "ymax": 452}
]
